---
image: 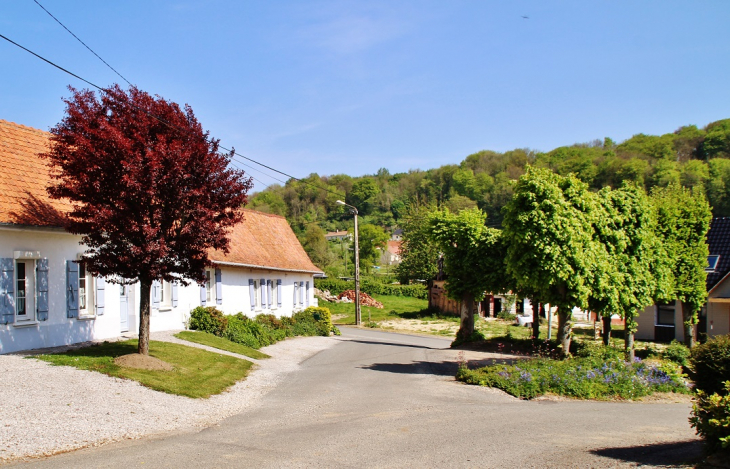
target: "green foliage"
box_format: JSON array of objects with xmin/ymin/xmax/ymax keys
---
[
  {"xmin": 690, "ymin": 334, "xmax": 730, "ymax": 396},
  {"xmin": 451, "ymin": 330, "xmax": 486, "ymax": 348},
  {"xmin": 690, "ymin": 381, "xmax": 730, "ymax": 452},
  {"xmin": 496, "ymin": 310, "xmax": 516, "ymax": 321},
  {"xmin": 314, "ymin": 278, "xmax": 428, "ymax": 299},
  {"xmin": 188, "ymin": 306, "xmax": 228, "ymax": 336},
  {"xmin": 396, "ymin": 203, "xmax": 440, "ymax": 284},
  {"xmin": 225, "ymin": 314, "xmax": 275, "ymax": 348},
  {"xmin": 356, "ymin": 224, "xmax": 389, "ymax": 273},
  {"xmin": 300, "ymin": 224, "xmax": 331, "ymax": 268},
  {"xmin": 175, "ymin": 331, "xmax": 270, "ymax": 360},
  {"xmin": 663, "ymin": 340, "xmax": 691, "ymax": 367},
  {"xmin": 457, "ymin": 354, "xmax": 689, "ymax": 400}
]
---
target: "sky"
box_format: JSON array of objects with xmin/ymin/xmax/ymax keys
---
[{"xmin": 2, "ymin": 0, "xmax": 730, "ymax": 193}]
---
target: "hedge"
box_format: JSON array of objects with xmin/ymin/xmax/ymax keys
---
[{"xmin": 314, "ymin": 278, "xmax": 427, "ymax": 299}]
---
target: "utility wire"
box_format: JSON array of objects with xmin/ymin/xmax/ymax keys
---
[
  {"xmin": 32, "ymin": 0, "xmax": 132, "ymax": 86},
  {"xmin": 0, "ymin": 32, "xmax": 346, "ymax": 199}
]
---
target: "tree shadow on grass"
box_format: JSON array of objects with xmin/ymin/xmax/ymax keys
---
[{"xmin": 590, "ymin": 440, "xmax": 703, "ymax": 467}]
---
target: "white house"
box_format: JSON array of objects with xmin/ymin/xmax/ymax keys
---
[{"xmin": 0, "ymin": 119, "xmax": 322, "ymax": 354}]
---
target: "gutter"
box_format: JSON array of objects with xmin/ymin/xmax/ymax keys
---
[
  {"xmin": 0, "ymin": 223, "xmax": 69, "ymax": 234},
  {"xmin": 211, "ymin": 260, "xmax": 323, "ymax": 275}
]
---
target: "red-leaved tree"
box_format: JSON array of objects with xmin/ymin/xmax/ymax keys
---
[{"xmin": 44, "ymin": 85, "xmax": 253, "ymax": 355}]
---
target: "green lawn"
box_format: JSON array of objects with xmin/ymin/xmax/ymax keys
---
[
  {"xmin": 327, "ymin": 294, "xmax": 430, "ymax": 324},
  {"xmin": 33, "ymin": 339, "xmax": 253, "ymax": 398},
  {"xmin": 175, "ymin": 331, "xmax": 271, "ymax": 360}
]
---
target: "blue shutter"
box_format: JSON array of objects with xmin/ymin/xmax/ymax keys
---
[
  {"xmin": 0, "ymin": 258, "xmax": 14, "ymax": 324},
  {"xmin": 36, "ymin": 259, "xmax": 49, "ymax": 321},
  {"xmin": 299, "ymin": 281, "xmax": 304, "ymax": 306},
  {"xmin": 276, "ymin": 279, "xmax": 282, "ymax": 308},
  {"xmin": 248, "ymin": 278, "xmax": 255, "ymax": 311},
  {"xmin": 306, "ymin": 281, "xmax": 310, "ymax": 307},
  {"xmin": 66, "ymin": 260, "xmax": 79, "ymax": 318},
  {"xmin": 96, "ymin": 277, "xmax": 106, "ymax": 315},
  {"xmin": 215, "ymin": 268, "xmax": 223, "ymax": 305},
  {"xmin": 172, "ymin": 282, "xmax": 178, "ymax": 308},
  {"xmin": 152, "ymin": 280, "xmax": 161, "ymax": 310}
]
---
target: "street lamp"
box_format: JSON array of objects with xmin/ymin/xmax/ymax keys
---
[{"xmin": 336, "ymin": 200, "xmax": 361, "ymax": 326}]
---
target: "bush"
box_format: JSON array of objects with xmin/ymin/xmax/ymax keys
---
[
  {"xmin": 451, "ymin": 330, "xmax": 486, "ymax": 348},
  {"xmin": 662, "ymin": 340, "xmax": 691, "ymax": 367},
  {"xmin": 188, "ymin": 306, "xmax": 228, "ymax": 336},
  {"xmin": 224, "ymin": 314, "xmax": 269, "ymax": 349},
  {"xmin": 690, "ymin": 381, "xmax": 730, "ymax": 452},
  {"xmin": 292, "ymin": 307, "xmax": 335, "ymax": 336},
  {"xmin": 496, "ymin": 310, "xmax": 516, "ymax": 321},
  {"xmin": 690, "ymin": 334, "xmax": 730, "ymax": 396},
  {"xmin": 314, "ymin": 278, "xmax": 427, "ymax": 299}
]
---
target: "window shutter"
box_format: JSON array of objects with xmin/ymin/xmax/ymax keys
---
[
  {"xmin": 96, "ymin": 277, "xmax": 106, "ymax": 316},
  {"xmin": 249, "ymin": 278, "xmax": 255, "ymax": 311},
  {"xmin": 276, "ymin": 279, "xmax": 282, "ymax": 308},
  {"xmin": 66, "ymin": 260, "xmax": 79, "ymax": 318},
  {"xmin": 293, "ymin": 282, "xmax": 298, "ymax": 307},
  {"xmin": 299, "ymin": 281, "xmax": 304, "ymax": 306},
  {"xmin": 152, "ymin": 280, "xmax": 161, "ymax": 310},
  {"xmin": 267, "ymin": 280, "xmax": 273, "ymax": 308},
  {"xmin": 172, "ymin": 282, "xmax": 178, "ymax": 308},
  {"xmin": 0, "ymin": 258, "xmax": 14, "ymax": 325},
  {"xmin": 36, "ymin": 259, "xmax": 49, "ymax": 321},
  {"xmin": 306, "ymin": 281, "xmax": 310, "ymax": 307},
  {"xmin": 215, "ymin": 268, "xmax": 223, "ymax": 305},
  {"xmin": 260, "ymin": 278, "xmax": 266, "ymax": 308}
]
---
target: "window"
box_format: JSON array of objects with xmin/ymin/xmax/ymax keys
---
[
  {"xmin": 656, "ymin": 301, "xmax": 676, "ymax": 326},
  {"xmin": 15, "ymin": 260, "xmax": 35, "ymax": 321},
  {"xmin": 78, "ymin": 263, "xmax": 94, "ymax": 317},
  {"xmin": 260, "ymin": 279, "xmax": 267, "ymax": 309},
  {"xmin": 253, "ymin": 280, "xmax": 261, "ymax": 310},
  {"xmin": 160, "ymin": 281, "xmax": 172, "ymax": 309},
  {"xmin": 205, "ymin": 270, "xmax": 213, "ymax": 303},
  {"xmin": 707, "ymin": 255, "xmax": 720, "ymax": 272},
  {"xmin": 271, "ymin": 281, "xmax": 278, "ymax": 309}
]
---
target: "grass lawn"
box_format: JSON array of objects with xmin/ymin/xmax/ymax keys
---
[
  {"xmin": 327, "ymin": 294, "xmax": 430, "ymax": 324},
  {"xmin": 33, "ymin": 339, "xmax": 253, "ymax": 398},
  {"xmin": 175, "ymin": 331, "xmax": 271, "ymax": 360}
]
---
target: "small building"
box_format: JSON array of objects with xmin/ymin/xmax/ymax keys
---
[
  {"xmin": 325, "ymin": 230, "xmax": 351, "ymax": 242},
  {"xmin": 0, "ymin": 119, "xmax": 321, "ymax": 354},
  {"xmin": 380, "ymin": 240, "xmax": 402, "ymax": 266},
  {"xmin": 636, "ymin": 217, "xmax": 730, "ymax": 343},
  {"xmin": 391, "ymin": 229, "xmax": 403, "ymax": 241}
]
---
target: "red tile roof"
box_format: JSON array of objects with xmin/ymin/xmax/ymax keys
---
[
  {"xmin": 0, "ymin": 119, "xmax": 71, "ymax": 226},
  {"xmin": 387, "ymin": 240, "xmax": 401, "ymax": 255},
  {"xmin": 0, "ymin": 119, "xmax": 321, "ymax": 274}
]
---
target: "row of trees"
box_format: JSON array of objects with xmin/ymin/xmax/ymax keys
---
[
  {"xmin": 405, "ymin": 167, "xmax": 711, "ymax": 358},
  {"xmin": 250, "ymin": 119, "xmax": 730, "ymax": 247}
]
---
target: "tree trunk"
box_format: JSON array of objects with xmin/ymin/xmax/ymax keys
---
[
  {"xmin": 531, "ymin": 299, "xmax": 540, "ymax": 340},
  {"xmin": 681, "ymin": 301, "xmax": 697, "ymax": 349},
  {"xmin": 626, "ymin": 328, "xmax": 635, "ymax": 362},
  {"xmin": 557, "ymin": 305, "xmax": 572, "ymax": 357},
  {"xmin": 457, "ymin": 292, "xmax": 476, "ymax": 341},
  {"xmin": 138, "ymin": 279, "xmax": 152, "ymax": 355},
  {"xmin": 602, "ymin": 316, "xmax": 612, "ymax": 346}
]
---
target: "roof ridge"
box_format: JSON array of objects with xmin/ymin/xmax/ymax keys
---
[
  {"xmin": 242, "ymin": 207, "xmax": 286, "ymax": 220},
  {"xmin": 0, "ymin": 119, "xmax": 49, "ymax": 135}
]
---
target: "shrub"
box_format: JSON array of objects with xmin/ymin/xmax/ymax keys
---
[
  {"xmin": 292, "ymin": 307, "xmax": 335, "ymax": 336},
  {"xmin": 451, "ymin": 330, "xmax": 486, "ymax": 348},
  {"xmin": 314, "ymin": 278, "xmax": 427, "ymax": 299},
  {"xmin": 496, "ymin": 310, "xmax": 516, "ymax": 321},
  {"xmin": 662, "ymin": 340, "xmax": 691, "ymax": 367},
  {"xmin": 188, "ymin": 306, "xmax": 228, "ymax": 336},
  {"xmin": 690, "ymin": 381, "xmax": 730, "ymax": 452},
  {"xmin": 224, "ymin": 314, "xmax": 267, "ymax": 349},
  {"xmin": 690, "ymin": 334, "xmax": 730, "ymax": 396}
]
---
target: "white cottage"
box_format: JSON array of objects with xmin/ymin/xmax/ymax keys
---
[{"xmin": 0, "ymin": 119, "xmax": 322, "ymax": 354}]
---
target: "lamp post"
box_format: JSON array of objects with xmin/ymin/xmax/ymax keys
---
[{"xmin": 336, "ymin": 200, "xmax": 361, "ymax": 326}]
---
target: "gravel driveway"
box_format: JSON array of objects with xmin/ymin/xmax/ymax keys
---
[{"xmin": 0, "ymin": 332, "xmax": 336, "ymax": 463}]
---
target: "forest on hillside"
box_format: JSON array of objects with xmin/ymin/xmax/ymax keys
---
[{"xmin": 248, "ymin": 118, "xmax": 730, "ymax": 275}]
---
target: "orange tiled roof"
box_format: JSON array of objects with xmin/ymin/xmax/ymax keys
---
[
  {"xmin": 210, "ymin": 209, "xmax": 323, "ymax": 273},
  {"xmin": 0, "ymin": 119, "xmax": 71, "ymax": 226},
  {"xmin": 0, "ymin": 120, "xmax": 321, "ymax": 273},
  {"xmin": 387, "ymin": 240, "xmax": 401, "ymax": 255}
]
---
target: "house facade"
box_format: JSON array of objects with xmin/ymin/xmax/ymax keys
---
[
  {"xmin": 636, "ymin": 217, "xmax": 730, "ymax": 342},
  {"xmin": 0, "ymin": 119, "xmax": 321, "ymax": 354}
]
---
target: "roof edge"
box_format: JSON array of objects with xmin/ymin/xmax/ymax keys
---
[{"xmin": 212, "ymin": 260, "xmax": 323, "ymax": 275}]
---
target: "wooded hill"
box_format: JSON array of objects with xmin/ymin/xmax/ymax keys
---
[{"xmin": 248, "ymin": 118, "xmax": 730, "ymax": 267}]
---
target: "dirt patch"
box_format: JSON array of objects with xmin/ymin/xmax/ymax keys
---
[
  {"xmin": 114, "ymin": 353, "xmax": 174, "ymax": 371},
  {"xmin": 378, "ymin": 318, "xmax": 458, "ymax": 335}
]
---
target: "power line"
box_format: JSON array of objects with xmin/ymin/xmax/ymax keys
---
[
  {"xmin": 0, "ymin": 32, "xmax": 346, "ymax": 199},
  {"xmin": 32, "ymin": 0, "xmax": 132, "ymax": 86}
]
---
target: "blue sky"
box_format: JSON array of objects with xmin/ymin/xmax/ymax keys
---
[{"xmin": 2, "ymin": 1, "xmax": 729, "ymax": 192}]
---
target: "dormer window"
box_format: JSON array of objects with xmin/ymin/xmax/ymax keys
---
[{"xmin": 707, "ymin": 255, "xmax": 720, "ymax": 272}]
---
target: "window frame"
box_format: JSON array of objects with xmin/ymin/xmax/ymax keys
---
[
  {"xmin": 655, "ymin": 301, "xmax": 676, "ymax": 327},
  {"xmin": 160, "ymin": 281, "xmax": 173, "ymax": 310},
  {"xmin": 78, "ymin": 262, "xmax": 96, "ymax": 319},
  {"xmin": 15, "ymin": 259, "xmax": 36, "ymax": 322},
  {"xmin": 205, "ymin": 269, "xmax": 214, "ymax": 304}
]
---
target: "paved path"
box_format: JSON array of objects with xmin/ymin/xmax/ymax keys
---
[{"xmin": 10, "ymin": 328, "xmax": 702, "ymax": 468}]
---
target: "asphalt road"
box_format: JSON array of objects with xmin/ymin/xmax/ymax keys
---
[{"xmin": 12, "ymin": 327, "xmax": 702, "ymax": 468}]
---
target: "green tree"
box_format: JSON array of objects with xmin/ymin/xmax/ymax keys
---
[
  {"xmin": 702, "ymin": 119, "xmax": 730, "ymax": 159},
  {"xmin": 356, "ymin": 224, "xmax": 389, "ymax": 273},
  {"xmin": 651, "ymin": 184, "xmax": 711, "ymax": 348},
  {"xmin": 503, "ymin": 167, "xmax": 604, "ymax": 356},
  {"xmin": 707, "ymin": 158, "xmax": 730, "ymax": 216},
  {"xmin": 395, "ymin": 204, "xmax": 440, "ymax": 284},
  {"xmin": 589, "ymin": 184, "xmax": 673, "ymax": 358},
  {"xmin": 249, "ymin": 190, "xmax": 288, "ymax": 216},
  {"xmin": 429, "ymin": 208, "xmax": 506, "ymax": 342},
  {"xmin": 348, "ymin": 178, "xmax": 379, "ymax": 215},
  {"xmin": 301, "ymin": 224, "xmax": 331, "ymax": 269}
]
